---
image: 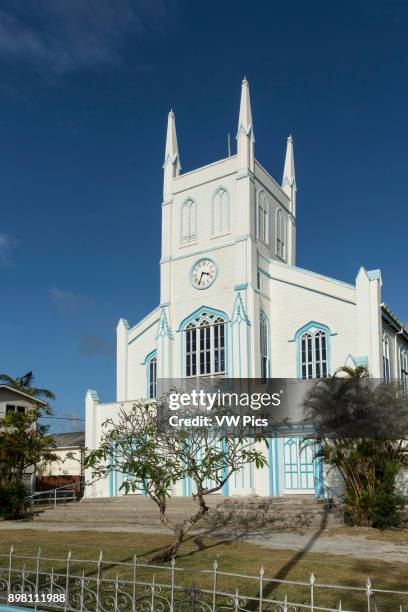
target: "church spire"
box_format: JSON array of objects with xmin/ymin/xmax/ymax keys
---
[
  {"xmin": 163, "ymin": 109, "xmax": 180, "ymax": 201},
  {"xmin": 282, "ymin": 135, "xmax": 296, "ymax": 214},
  {"xmin": 236, "ymin": 77, "xmax": 254, "ymax": 173}
]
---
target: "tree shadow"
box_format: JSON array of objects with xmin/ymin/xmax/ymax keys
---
[{"xmin": 247, "ymin": 508, "xmax": 330, "ymax": 610}]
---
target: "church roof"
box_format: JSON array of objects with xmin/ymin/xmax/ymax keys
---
[{"xmin": 382, "ymin": 303, "xmax": 408, "ymax": 341}]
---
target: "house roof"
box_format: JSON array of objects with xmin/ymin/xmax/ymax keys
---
[
  {"xmin": 52, "ymin": 431, "xmax": 85, "ymax": 448},
  {"xmin": 0, "ymin": 385, "xmax": 47, "ymax": 405}
]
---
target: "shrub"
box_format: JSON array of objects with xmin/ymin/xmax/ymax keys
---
[{"xmin": 0, "ymin": 481, "xmax": 27, "ymax": 519}]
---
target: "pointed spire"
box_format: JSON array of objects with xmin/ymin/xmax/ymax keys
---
[
  {"xmin": 237, "ymin": 78, "xmax": 254, "ymax": 139},
  {"xmin": 282, "ymin": 135, "xmax": 296, "ymax": 214},
  {"xmin": 236, "ymin": 78, "xmax": 254, "ymax": 173},
  {"xmin": 282, "ymin": 135, "xmax": 295, "ymax": 188},
  {"xmin": 163, "ymin": 110, "xmax": 180, "ymax": 200}
]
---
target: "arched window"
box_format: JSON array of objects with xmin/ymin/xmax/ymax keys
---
[
  {"xmin": 257, "ymin": 191, "xmax": 269, "ymax": 244},
  {"xmin": 147, "ymin": 354, "xmax": 157, "ymax": 398},
  {"xmin": 276, "ymin": 209, "xmax": 287, "ymax": 260},
  {"xmin": 401, "ymin": 348, "xmax": 408, "ymax": 389},
  {"xmin": 383, "ymin": 333, "xmax": 390, "ymax": 381},
  {"xmin": 181, "ymin": 198, "xmax": 197, "ymax": 244},
  {"xmin": 260, "ymin": 312, "xmax": 269, "ymax": 382},
  {"xmin": 184, "ymin": 311, "xmax": 226, "ymax": 376},
  {"xmin": 300, "ymin": 328, "xmax": 328, "ymax": 379},
  {"xmin": 213, "ymin": 188, "xmax": 230, "ymax": 236}
]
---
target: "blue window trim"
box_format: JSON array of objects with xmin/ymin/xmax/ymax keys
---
[
  {"xmin": 180, "ymin": 197, "xmax": 197, "ymax": 245},
  {"xmin": 293, "ymin": 321, "xmax": 332, "ymax": 379},
  {"xmin": 211, "ymin": 185, "xmax": 231, "ymax": 237},
  {"xmin": 144, "ymin": 349, "xmax": 157, "ymax": 398},
  {"xmin": 178, "ymin": 305, "xmax": 229, "ymax": 378}
]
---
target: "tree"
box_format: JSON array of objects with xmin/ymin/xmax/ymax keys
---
[
  {"xmin": 303, "ymin": 366, "xmax": 408, "ymax": 528},
  {"xmin": 0, "ymin": 371, "xmax": 55, "ymax": 410},
  {"xmin": 85, "ymin": 401, "xmax": 268, "ymax": 563},
  {"xmin": 0, "ymin": 408, "xmax": 57, "ymax": 518}
]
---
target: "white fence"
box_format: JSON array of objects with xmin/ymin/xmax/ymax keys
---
[{"xmin": 0, "ymin": 547, "xmax": 407, "ymax": 612}]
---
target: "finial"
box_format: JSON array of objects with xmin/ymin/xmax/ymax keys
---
[
  {"xmin": 168, "ymin": 109, "xmax": 174, "ymax": 118},
  {"xmin": 288, "ymin": 134, "xmax": 293, "ymax": 142}
]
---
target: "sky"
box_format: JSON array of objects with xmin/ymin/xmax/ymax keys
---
[{"xmin": 0, "ymin": 0, "xmax": 407, "ymax": 432}]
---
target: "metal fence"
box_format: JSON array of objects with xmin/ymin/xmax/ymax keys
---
[{"xmin": 0, "ymin": 547, "xmax": 407, "ymax": 612}]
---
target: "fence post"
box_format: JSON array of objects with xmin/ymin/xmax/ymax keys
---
[
  {"xmin": 310, "ymin": 573, "xmax": 315, "ymax": 612},
  {"xmin": 114, "ymin": 573, "xmax": 119, "ymax": 611},
  {"xmin": 171, "ymin": 557, "xmax": 176, "ymax": 612},
  {"xmin": 259, "ymin": 566, "xmax": 264, "ymax": 612},
  {"xmin": 212, "ymin": 560, "xmax": 218, "ymax": 612},
  {"xmin": 150, "ymin": 575, "xmax": 156, "ymax": 611},
  {"xmin": 96, "ymin": 550, "xmax": 103, "ymax": 611},
  {"xmin": 79, "ymin": 570, "xmax": 85, "ymax": 612},
  {"xmin": 34, "ymin": 547, "xmax": 41, "ymax": 611},
  {"xmin": 64, "ymin": 550, "xmax": 71, "ymax": 612},
  {"xmin": 132, "ymin": 555, "xmax": 137, "ymax": 612},
  {"xmin": 7, "ymin": 545, "xmax": 14, "ymax": 600},
  {"xmin": 366, "ymin": 577, "xmax": 372, "ymax": 612},
  {"xmin": 54, "ymin": 488, "xmax": 57, "ymax": 509}
]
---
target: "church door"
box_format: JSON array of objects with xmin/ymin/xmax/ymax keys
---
[{"xmin": 283, "ymin": 436, "xmax": 315, "ymax": 494}]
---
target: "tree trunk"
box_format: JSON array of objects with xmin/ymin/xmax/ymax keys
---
[
  {"xmin": 148, "ymin": 526, "xmax": 185, "ymax": 564},
  {"xmin": 148, "ymin": 496, "xmax": 209, "ymax": 564}
]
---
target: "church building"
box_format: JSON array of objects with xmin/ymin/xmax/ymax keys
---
[{"xmin": 85, "ymin": 79, "xmax": 408, "ymax": 499}]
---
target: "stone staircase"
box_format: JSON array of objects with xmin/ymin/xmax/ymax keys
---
[{"xmin": 34, "ymin": 495, "xmax": 343, "ymax": 530}]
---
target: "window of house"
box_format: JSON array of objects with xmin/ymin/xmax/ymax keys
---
[
  {"xmin": 301, "ymin": 329, "xmax": 328, "ymax": 379},
  {"xmin": 260, "ymin": 312, "xmax": 269, "ymax": 382},
  {"xmin": 213, "ymin": 188, "xmax": 230, "ymax": 236},
  {"xmin": 383, "ymin": 333, "xmax": 391, "ymax": 382},
  {"xmin": 185, "ymin": 312, "xmax": 226, "ymax": 376},
  {"xmin": 181, "ymin": 198, "xmax": 197, "ymax": 244},
  {"xmin": 276, "ymin": 209, "xmax": 287, "ymax": 260},
  {"xmin": 6, "ymin": 405, "xmax": 26, "ymax": 414}
]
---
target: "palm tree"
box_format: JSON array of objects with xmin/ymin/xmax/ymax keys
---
[
  {"xmin": 0, "ymin": 372, "xmax": 55, "ymax": 404},
  {"xmin": 303, "ymin": 366, "xmax": 408, "ymax": 528}
]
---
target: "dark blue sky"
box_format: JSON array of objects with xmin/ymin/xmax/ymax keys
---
[{"xmin": 1, "ymin": 0, "xmax": 407, "ymax": 431}]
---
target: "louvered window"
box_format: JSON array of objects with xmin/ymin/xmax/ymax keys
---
[
  {"xmin": 257, "ymin": 193, "xmax": 268, "ymax": 243},
  {"xmin": 213, "ymin": 188, "xmax": 230, "ymax": 236},
  {"xmin": 181, "ymin": 199, "xmax": 197, "ymax": 244},
  {"xmin": 276, "ymin": 209, "xmax": 287, "ymax": 260}
]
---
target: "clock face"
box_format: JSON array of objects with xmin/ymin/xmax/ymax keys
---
[{"xmin": 191, "ymin": 258, "xmax": 217, "ymax": 289}]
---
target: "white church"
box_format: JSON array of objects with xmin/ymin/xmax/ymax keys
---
[{"xmin": 85, "ymin": 79, "xmax": 408, "ymax": 499}]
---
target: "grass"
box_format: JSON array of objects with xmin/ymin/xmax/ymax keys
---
[{"xmin": 0, "ymin": 529, "xmax": 407, "ymax": 610}]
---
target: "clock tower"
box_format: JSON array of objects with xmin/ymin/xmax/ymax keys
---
[{"xmin": 157, "ymin": 78, "xmax": 296, "ymax": 381}]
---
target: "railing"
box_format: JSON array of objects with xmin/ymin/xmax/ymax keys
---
[
  {"xmin": 0, "ymin": 548, "xmax": 407, "ymax": 611},
  {"xmin": 26, "ymin": 480, "xmax": 84, "ymax": 511}
]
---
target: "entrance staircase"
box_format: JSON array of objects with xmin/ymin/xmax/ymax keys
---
[{"xmin": 34, "ymin": 495, "xmax": 343, "ymax": 530}]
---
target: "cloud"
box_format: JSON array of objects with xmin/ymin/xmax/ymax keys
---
[
  {"xmin": 79, "ymin": 335, "xmax": 114, "ymax": 357},
  {"xmin": 48, "ymin": 287, "xmax": 92, "ymax": 314},
  {"xmin": 0, "ymin": 0, "xmax": 174, "ymax": 74},
  {"xmin": 0, "ymin": 233, "xmax": 16, "ymax": 267}
]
